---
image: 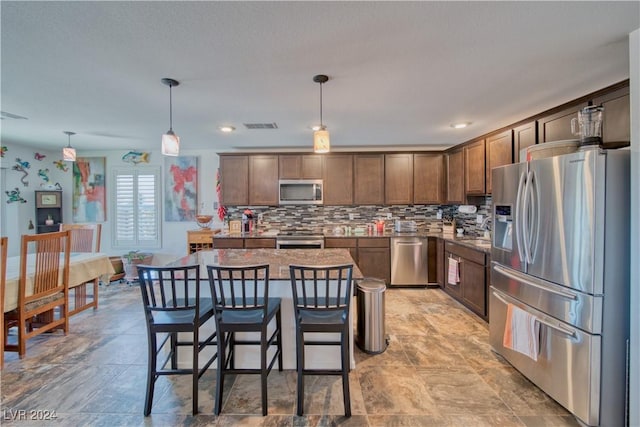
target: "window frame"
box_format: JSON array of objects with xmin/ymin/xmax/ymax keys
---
[{"xmin": 110, "ymin": 165, "xmax": 162, "ymax": 249}]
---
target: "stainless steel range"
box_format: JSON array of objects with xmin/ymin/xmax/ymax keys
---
[{"xmin": 276, "ymin": 232, "xmax": 324, "ymax": 249}]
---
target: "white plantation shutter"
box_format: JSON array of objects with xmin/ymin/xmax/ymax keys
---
[{"xmin": 112, "ymin": 166, "xmax": 161, "ymax": 248}]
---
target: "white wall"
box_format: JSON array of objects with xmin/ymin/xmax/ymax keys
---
[
  {"xmin": 629, "ymin": 27, "xmax": 639, "ymax": 427},
  {"xmin": 1, "ymin": 144, "xmax": 222, "ymax": 259},
  {"xmin": 0, "ymin": 145, "xmax": 71, "ymax": 256}
]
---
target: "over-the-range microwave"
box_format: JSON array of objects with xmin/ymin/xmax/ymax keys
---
[{"xmin": 278, "ymin": 179, "xmax": 323, "ymax": 205}]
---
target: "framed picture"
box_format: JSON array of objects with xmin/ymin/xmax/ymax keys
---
[
  {"xmin": 36, "ymin": 191, "xmax": 62, "ymax": 208},
  {"xmin": 164, "ymin": 156, "xmax": 198, "ymax": 222},
  {"xmin": 72, "ymin": 157, "xmax": 107, "ymax": 222}
]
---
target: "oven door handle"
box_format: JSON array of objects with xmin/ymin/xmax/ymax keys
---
[
  {"xmin": 277, "ymin": 240, "xmax": 323, "ymax": 246},
  {"xmin": 492, "ymin": 290, "xmax": 577, "ymax": 339}
]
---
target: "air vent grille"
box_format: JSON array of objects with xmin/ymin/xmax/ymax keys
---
[{"xmin": 243, "ymin": 122, "xmax": 278, "ymax": 129}]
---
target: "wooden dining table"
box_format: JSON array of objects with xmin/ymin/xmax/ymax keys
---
[{"xmin": 3, "ymin": 252, "xmax": 115, "ymax": 313}]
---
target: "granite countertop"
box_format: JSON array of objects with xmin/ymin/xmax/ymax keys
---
[
  {"xmin": 213, "ymin": 229, "xmax": 491, "ymax": 252},
  {"xmin": 174, "ymin": 248, "xmax": 364, "ymax": 280}
]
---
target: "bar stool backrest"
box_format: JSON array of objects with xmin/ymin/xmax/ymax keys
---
[
  {"xmin": 207, "ymin": 264, "xmax": 270, "ymax": 321},
  {"xmin": 289, "ymin": 264, "xmax": 353, "ymax": 314}
]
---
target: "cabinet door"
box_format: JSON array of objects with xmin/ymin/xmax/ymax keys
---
[
  {"xmin": 461, "ymin": 259, "xmax": 486, "ymax": 318},
  {"xmin": 279, "ymin": 155, "xmax": 324, "ymax": 179},
  {"xmin": 414, "ymin": 153, "xmax": 443, "ymax": 204},
  {"xmin": 445, "ymin": 149, "xmax": 465, "ymax": 204},
  {"xmin": 324, "ymin": 154, "xmax": 353, "ymax": 205},
  {"xmin": 358, "ymin": 247, "xmax": 390, "ymax": 284},
  {"xmin": 537, "ymin": 103, "xmax": 587, "ymax": 143},
  {"xmin": 443, "ymin": 252, "xmax": 462, "ymax": 298},
  {"xmin": 465, "ymin": 139, "xmax": 486, "ymax": 195},
  {"xmin": 592, "ymin": 86, "xmax": 630, "ymax": 147},
  {"xmin": 249, "ymin": 155, "xmax": 278, "ymax": 205},
  {"xmin": 385, "ymin": 154, "xmax": 413, "ymax": 204},
  {"xmin": 354, "ymin": 154, "xmax": 384, "ymax": 205},
  {"xmin": 220, "ymin": 155, "xmax": 249, "ymax": 205},
  {"xmin": 485, "ymin": 130, "xmax": 512, "ymax": 194},
  {"xmin": 513, "ymin": 121, "xmax": 537, "ymax": 162},
  {"xmin": 325, "ymin": 237, "xmax": 358, "ymax": 262}
]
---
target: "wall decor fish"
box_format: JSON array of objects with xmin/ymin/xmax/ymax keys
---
[
  {"xmin": 53, "ymin": 160, "xmax": 69, "ymax": 172},
  {"xmin": 5, "ymin": 187, "xmax": 27, "ymax": 204},
  {"xmin": 122, "ymin": 151, "xmax": 150, "ymax": 165},
  {"xmin": 34, "ymin": 152, "xmax": 46, "ymax": 161}
]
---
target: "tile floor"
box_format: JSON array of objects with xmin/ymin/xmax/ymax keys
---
[{"xmin": 1, "ymin": 282, "xmax": 579, "ymax": 426}]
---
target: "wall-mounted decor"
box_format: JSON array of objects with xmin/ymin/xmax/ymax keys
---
[
  {"xmin": 12, "ymin": 158, "xmax": 30, "ymax": 187},
  {"xmin": 72, "ymin": 157, "xmax": 106, "ymax": 222},
  {"xmin": 0, "ymin": 146, "xmax": 7, "ymax": 157},
  {"xmin": 5, "ymin": 187, "xmax": 27, "ymax": 204},
  {"xmin": 164, "ymin": 156, "xmax": 197, "ymax": 222},
  {"xmin": 34, "ymin": 152, "xmax": 46, "ymax": 161},
  {"xmin": 122, "ymin": 150, "xmax": 150, "ymax": 165},
  {"xmin": 53, "ymin": 160, "xmax": 69, "ymax": 172},
  {"xmin": 38, "ymin": 168, "xmax": 50, "ymax": 183}
]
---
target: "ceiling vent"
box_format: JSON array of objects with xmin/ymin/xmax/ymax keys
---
[
  {"xmin": 243, "ymin": 122, "xmax": 278, "ymax": 130},
  {"xmin": 0, "ymin": 111, "xmax": 28, "ymax": 120}
]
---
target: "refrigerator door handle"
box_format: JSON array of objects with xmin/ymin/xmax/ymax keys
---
[
  {"xmin": 493, "ymin": 264, "xmax": 578, "ymax": 300},
  {"xmin": 492, "ymin": 290, "xmax": 577, "ymax": 339},
  {"xmin": 523, "ymin": 170, "xmax": 534, "ymax": 264},
  {"xmin": 530, "ymin": 170, "xmax": 541, "ymax": 262},
  {"xmin": 515, "ymin": 170, "xmax": 527, "ymax": 263}
]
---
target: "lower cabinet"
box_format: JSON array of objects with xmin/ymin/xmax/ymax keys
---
[
  {"xmin": 325, "ymin": 237, "xmax": 390, "ymax": 284},
  {"xmin": 443, "ymin": 241, "xmax": 488, "ymax": 321}
]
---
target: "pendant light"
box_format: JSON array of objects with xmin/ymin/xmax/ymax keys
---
[
  {"xmin": 161, "ymin": 78, "xmax": 180, "ymax": 156},
  {"xmin": 313, "ymin": 74, "xmax": 330, "ymax": 153},
  {"xmin": 62, "ymin": 131, "xmax": 76, "ymax": 161}
]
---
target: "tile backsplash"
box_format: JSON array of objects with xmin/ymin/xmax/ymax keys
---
[{"xmin": 223, "ymin": 197, "xmax": 492, "ymax": 237}]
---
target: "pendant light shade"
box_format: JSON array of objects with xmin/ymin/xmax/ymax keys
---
[
  {"xmin": 63, "ymin": 131, "xmax": 76, "ymax": 161},
  {"xmin": 161, "ymin": 78, "xmax": 180, "ymax": 156},
  {"xmin": 313, "ymin": 74, "xmax": 330, "ymax": 153}
]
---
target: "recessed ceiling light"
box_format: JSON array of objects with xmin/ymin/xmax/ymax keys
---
[
  {"xmin": 218, "ymin": 126, "xmax": 235, "ymax": 133},
  {"xmin": 451, "ymin": 122, "xmax": 471, "ymax": 129}
]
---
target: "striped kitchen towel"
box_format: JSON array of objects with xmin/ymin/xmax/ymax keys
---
[
  {"xmin": 503, "ymin": 303, "xmax": 540, "ymax": 361},
  {"xmin": 447, "ymin": 258, "xmax": 459, "ymax": 285}
]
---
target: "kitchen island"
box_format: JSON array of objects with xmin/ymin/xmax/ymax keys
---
[{"xmin": 167, "ymin": 248, "xmax": 363, "ymax": 370}]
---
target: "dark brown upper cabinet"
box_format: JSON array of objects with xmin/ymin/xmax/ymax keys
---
[
  {"xmin": 323, "ymin": 154, "xmax": 354, "ymax": 205},
  {"xmin": 465, "ymin": 139, "xmax": 486, "ymax": 195},
  {"xmin": 592, "ymin": 86, "xmax": 630, "ymax": 148},
  {"xmin": 248, "ymin": 155, "xmax": 279, "ymax": 205},
  {"xmin": 219, "ymin": 155, "xmax": 249, "ymax": 205},
  {"xmin": 414, "ymin": 153, "xmax": 444, "ymax": 204},
  {"xmin": 513, "ymin": 121, "xmax": 537, "ymax": 162},
  {"xmin": 278, "ymin": 154, "xmax": 324, "ymax": 179},
  {"xmin": 385, "ymin": 154, "xmax": 413, "ymax": 205},
  {"xmin": 354, "ymin": 154, "xmax": 384, "ymax": 205},
  {"xmin": 485, "ymin": 130, "xmax": 513, "ymax": 194},
  {"xmin": 537, "ymin": 102, "xmax": 588, "ymax": 143},
  {"xmin": 445, "ymin": 148, "xmax": 465, "ymax": 204}
]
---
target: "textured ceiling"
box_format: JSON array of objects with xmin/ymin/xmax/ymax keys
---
[{"xmin": 1, "ymin": 1, "xmax": 638, "ymax": 153}]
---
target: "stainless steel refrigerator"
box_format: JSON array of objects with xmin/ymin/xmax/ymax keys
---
[{"xmin": 489, "ymin": 148, "xmax": 630, "ymax": 427}]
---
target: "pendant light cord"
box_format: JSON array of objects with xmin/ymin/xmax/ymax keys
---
[
  {"xmin": 168, "ymin": 83, "xmax": 173, "ymax": 131},
  {"xmin": 319, "ymin": 82, "xmax": 323, "ymax": 128}
]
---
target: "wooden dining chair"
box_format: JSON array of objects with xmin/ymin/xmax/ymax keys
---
[
  {"xmin": 1, "ymin": 236, "xmax": 7, "ymax": 369},
  {"xmin": 206, "ymin": 264, "xmax": 283, "ymax": 416},
  {"xmin": 4, "ymin": 231, "xmax": 71, "ymax": 358},
  {"xmin": 59, "ymin": 223, "xmax": 102, "ymax": 314},
  {"xmin": 289, "ymin": 264, "xmax": 354, "ymax": 417},
  {"xmin": 137, "ymin": 264, "xmax": 218, "ymax": 416}
]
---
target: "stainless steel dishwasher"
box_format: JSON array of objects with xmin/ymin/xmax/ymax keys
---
[{"xmin": 390, "ymin": 236, "xmax": 428, "ymax": 287}]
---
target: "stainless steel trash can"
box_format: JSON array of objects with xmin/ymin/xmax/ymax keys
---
[{"xmin": 355, "ymin": 278, "xmax": 388, "ymax": 354}]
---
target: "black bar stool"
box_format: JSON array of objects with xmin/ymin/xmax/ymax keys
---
[
  {"xmin": 137, "ymin": 264, "xmax": 217, "ymax": 416},
  {"xmin": 206, "ymin": 264, "xmax": 282, "ymax": 416},
  {"xmin": 289, "ymin": 264, "xmax": 354, "ymax": 417}
]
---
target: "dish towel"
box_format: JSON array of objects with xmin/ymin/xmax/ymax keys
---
[
  {"xmin": 503, "ymin": 303, "xmax": 540, "ymax": 361},
  {"xmin": 447, "ymin": 258, "xmax": 459, "ymax": 285}
]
